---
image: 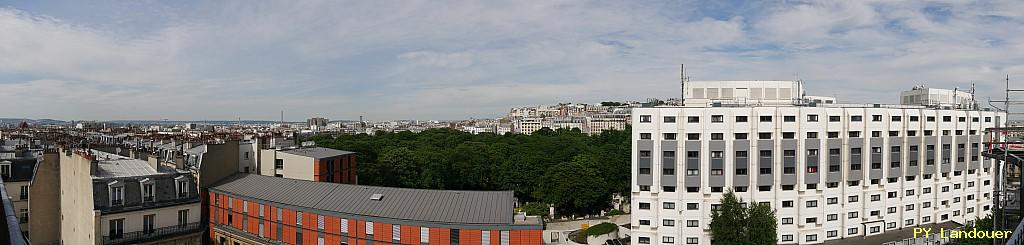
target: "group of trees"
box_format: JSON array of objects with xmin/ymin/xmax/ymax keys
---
[
  {"xmin": 311, "ymin": 127, "xmax": 630, "ymax": 216},
  {"xmin": 709, "ymin": 190, "xmax": 778, "ymax": 245},
  {"xmin": 956, "ymin": 215, "xmax": 995, "ymax": 245}
]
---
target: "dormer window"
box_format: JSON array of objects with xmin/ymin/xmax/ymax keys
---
[
  {"xmin": 0, "ymin": 161, "xmax": 11, "ymax": 179},
  {"xmin": 108, "ymin": 181, "xmax": 125, "ymax": 206},
  {"xmin": 175, "ymin": 176, "xmax": 189, "ymax": 199},
  {"xmin": 140, "ymin": 178, "xmax": 155, "ymax": 202}
]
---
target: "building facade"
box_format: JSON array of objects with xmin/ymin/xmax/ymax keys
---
[
  {"xmin": 209, "ymin": 174, "xmax": 543, "ymax": 245},
  {"xmin": 631, "ymin": 83, "xmax": 1006, "ymax": 245},
  {"xmin": 258, "ymin": 147, "xmax": 356, "ymax": 184},
  {"xmin": 0, "ymin": 149, "xmax": 37, "ymax": 236},
  {"xmin": 59, "ymin": 149, "xmax": 204, "ymax": 245}
]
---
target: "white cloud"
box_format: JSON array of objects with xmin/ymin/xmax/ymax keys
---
[{"xmin": 0, "ymin": 1, "xmax": 1021, "ymax": 120}]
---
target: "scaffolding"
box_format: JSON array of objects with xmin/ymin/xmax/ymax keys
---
[{"xmin": 986, "ymin": 75, "xmax": 1024, "ymax": 245}]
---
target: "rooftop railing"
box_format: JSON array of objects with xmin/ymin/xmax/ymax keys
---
[{"xmin": 101, "ymin": 222, "xmax": 203, "ymax": 245}]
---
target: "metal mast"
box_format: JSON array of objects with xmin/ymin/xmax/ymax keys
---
[{"xmin": 680, "ymin": 64, "xmax": 688, "ymax": 105}]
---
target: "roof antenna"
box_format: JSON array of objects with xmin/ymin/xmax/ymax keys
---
[{"xmin": 680, "ymin": 64, "xmax": 689, "ymax": 105}]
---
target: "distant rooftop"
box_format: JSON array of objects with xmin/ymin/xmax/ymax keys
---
[
  {"xmin": 90, "ymin": 150, "xmax": 185, "ymax": 178},
  {"xmin": 281, "ymin": 147, "xmax": 355, "ymax": 159},
  {"xmin": 211, "ymin": 174, "xmax": 540, "ymax": 228}
]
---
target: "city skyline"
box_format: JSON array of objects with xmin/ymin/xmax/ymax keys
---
[{"xmin": 2, "ymin": 1, "xmax": 1022, "ymax": 120}]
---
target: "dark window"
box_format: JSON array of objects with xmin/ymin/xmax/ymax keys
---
[{"xmin": 451, "ymin": 229, "xmax": 460, "ymax": 245}]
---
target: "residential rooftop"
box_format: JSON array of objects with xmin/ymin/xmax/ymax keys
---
[
  {"xmin": 90, "ymin": 150, "xmax": 186, "ymax": 179},
  {"xmin": 280, "ymin": 146, "xmax": 356, "ymax": 159},
  {"xmin": 211, "ymin": 174, "xmax": 541, "ymax": 228}
]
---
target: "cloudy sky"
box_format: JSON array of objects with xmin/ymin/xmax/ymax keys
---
[{"xmin": 1, "ymin": 1, "xmax": 1022, "ymax": 121}]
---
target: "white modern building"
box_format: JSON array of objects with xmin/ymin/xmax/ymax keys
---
[
  {"xmin": 631, "ymin": 81, "xmax": 1006, "ymax": 245},
  {"xmin": 900, "ymin": 85, "xmax": 976, "ymax": 109}
]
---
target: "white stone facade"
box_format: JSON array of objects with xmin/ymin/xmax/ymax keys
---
[{"xmin": 631, "ymin": 105, "xmax": 1005, "ymax": 245}]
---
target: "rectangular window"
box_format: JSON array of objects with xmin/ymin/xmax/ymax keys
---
[
  {"xmin": 736, "ymin": 116, "xmax": 748, "ymax": 122},
  {"xmin": 639, "ymin": 115, "xmax": 651, "ymax": 123},
  {"xmin": 685, "ymin": 116, "xmax": 697, "ymax": 123},
  {"xmin": 711, "ymin": 115, "xmax": 724, "ymax": 122},
  {"xmin": 19, "ymin": 186, "xmax": 28, "ymax": 200},
  {"xmin": 451, "ymin": 229, "xmax": 460, "ymax": 245},
  {"xmin": 666, "ymin": 116, "xmax": 678, "ymax": 123},
  {"xmin": 109, "ymin": 218, "xmax": 124, "ymax": 239},
  {"xmin": 143, "ymin": 214, "xmax": 155, "ymax": 234},
  {"xmin": 110, "ymin": 186, "xmax": 124, "ymax": 206},
  {"xmin": 178, "ymin": 209, "xmax": 189, "ymax": 227},
  {"xmin": 176, "ymin": 179, "xmax": 189, "ymax": 198},
  {"xmin": 807, "ymin": 114, "xmax": 819, "ymax": 122}
]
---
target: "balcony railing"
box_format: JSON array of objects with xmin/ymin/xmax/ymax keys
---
[{"xmin": 102, "ymin": 222, "xmax": 204, "ymax": 245}]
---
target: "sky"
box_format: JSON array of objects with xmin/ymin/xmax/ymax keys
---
[{"xmin": 0, "ymin": 0, "xmax": 1022, "ymax": 121}]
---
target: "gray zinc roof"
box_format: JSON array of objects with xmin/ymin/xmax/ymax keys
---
[
  {"xmin": 90, "ymin": 150, "xmax": 185, "ymax": 178},
  {"xmin": 281, "ymin": 147, "xmax": 356, "ymax": 159},
  {"xmin": 211, "ymin": 174, "xmax": 515, "ymax": 225}
]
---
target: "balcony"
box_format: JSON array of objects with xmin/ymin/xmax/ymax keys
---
[{"xmin": 102, "ymin": 222, "xmax": 204, "ymax": 245}]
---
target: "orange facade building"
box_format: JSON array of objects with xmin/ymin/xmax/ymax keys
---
[{"xmin": 209, "ymin": 174, "xmax": 543, "ymax": 245}]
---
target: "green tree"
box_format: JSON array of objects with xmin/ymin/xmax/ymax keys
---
[
  {"xmin": 710, "ymin": 189, "xmax": 747, "ymax": 245},
  {"xmin": 377, "ymin": 147, "xmax": 419, "ymax": 187},
  {"xmin": 709, "ymin": 189, "xmax": 777, "ymax": 245},
  {"xmin": 956, "ymin": 215, "xmax": 994, "ymax": 245},
  {"xmin": 533, "ymin": 155, "xmax": 610, "ymax": 216},
  {"xmin": 746, "ymin": 202, "xmax": 778, "ymax": 245},
  {"xmin": 311, "ymin": 126, "xmax": 630, "ymax": 216}
]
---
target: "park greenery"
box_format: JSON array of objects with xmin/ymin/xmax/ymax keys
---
[
  {"xmin": 710, "ymin": 189, "xmax": 778, "ymax": 245},
  {"xmin": 956, "ymin": 215, "xmax": 995, "ymax": 245},
  {"xmin": 311, "ymin": 127, "xmax": 630, "ymax": 216},
  {"xmin": 580, "ymin": 222, "xmax": 619, "ymax": 237}
]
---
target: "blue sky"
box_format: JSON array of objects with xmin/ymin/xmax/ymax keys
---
[{"xmin": 1, "ymin": 0, "xmax": 1022, "ymax": 121}]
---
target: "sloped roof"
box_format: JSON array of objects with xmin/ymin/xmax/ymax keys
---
[
  {"xmin": 280, "ymin": 147, "xmax": 355, "ymax": 159},
  {"xmin": 211, "ymin": 174, "xmax": 516, "ymax": 225}
]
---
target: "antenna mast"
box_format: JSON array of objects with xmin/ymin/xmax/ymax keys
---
[{"xmin": 680, "ymin": 64, "xmax": 688, "ymax": 105}]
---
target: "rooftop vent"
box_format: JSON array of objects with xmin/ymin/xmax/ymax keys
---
[{"xmin": 370, "ymin": 193, "xmax": 384, "ymax": 201}]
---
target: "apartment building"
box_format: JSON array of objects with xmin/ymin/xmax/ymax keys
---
[
  {"xmin": 587, "ymin": 113, "xmax": 629, "ymax": 135},
  {"xmin": 0, "ymin": 150, "xmax": 37, "ymax": 236},
  {"xmin": 209, "ymin": 174, "xmax": 543, "ymax": 245},
  {"xmin": 258, "ymin": 146, "xmax": 356, "ymax": 184},
  {"xmin": 58, "ymin": 149, "xmax": 203, "ymax": 245},
  {"xmin": 631, "ymin": 81, "xmax": 1006, "ymax": 245}
]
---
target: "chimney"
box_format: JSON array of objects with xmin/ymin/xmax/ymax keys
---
[
  {"xmin": 91, "ymin": 159, "xmax": 99, "ymax": 176},
  {"xmin": 147, "ymin": 156, "xmax": 159, "ymax": 171},
  {"xmin": 174, "ymin": 155, "xmax": 185, "ymax": 170}
]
